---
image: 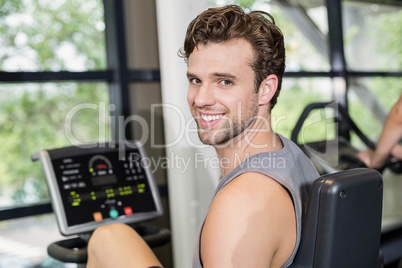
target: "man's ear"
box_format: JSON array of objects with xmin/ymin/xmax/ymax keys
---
[{"xmin": 258, "ymin": 74, "xmax": 278, "ymax": 106}]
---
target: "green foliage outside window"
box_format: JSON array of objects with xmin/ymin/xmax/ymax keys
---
[
  {"xmin": 0, "ymin": 0, "xmax": 108, "ymax": 205},
  {"xmin": 0, "ymin": 0, "xmax": 106, "ymax": 71}
]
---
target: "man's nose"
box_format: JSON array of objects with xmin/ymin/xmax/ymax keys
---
[{"xmin": 194, "ymin": 84, "xmax": 216, "ymax": 107}]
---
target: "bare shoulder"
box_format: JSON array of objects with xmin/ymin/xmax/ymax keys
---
[{"xmin": 201, "ymin": 172, "xmax": 297, "ymax": 268}]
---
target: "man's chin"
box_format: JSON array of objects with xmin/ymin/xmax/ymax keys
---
[{"xmin": 198, "ymin": 135, "xmax": 231, "ymax": 147}]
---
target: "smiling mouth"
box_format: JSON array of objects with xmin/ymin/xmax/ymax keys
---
[{"xmin": 201, "ymin": 113, "xmax": 224, "ymax": 122}]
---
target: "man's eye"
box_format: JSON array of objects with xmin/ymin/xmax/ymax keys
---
[
  {"xmin": 220, "ymin": 80, "xmax": 232, "ymax": 86},
  {"xmin": 190, "ymin": 78, "xmax": 201, "ymax": 84}
]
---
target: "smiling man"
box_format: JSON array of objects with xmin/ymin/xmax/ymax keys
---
[
  {"xmin": 186, "ymin": 40, "xmax": 259, "ymax": 148},
  {"xmin": 87, "ymin": 5, "xmax": 319, "ymax": 268},
  {"xmin": 185, "ymin": 38, "xmax": 279, "ymax": 176},
  {"xmin": 180, "ymin": 6, "xmax": 319, "ymax": 267}
]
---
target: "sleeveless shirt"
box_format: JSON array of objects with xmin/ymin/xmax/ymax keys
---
[{"xmin": 192, "ymin": 134, "xmax": 319, "ymax": 267}]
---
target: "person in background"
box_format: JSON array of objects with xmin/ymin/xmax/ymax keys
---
[
  {"xmin": 86, "ymin": 5, "xmax": 319, "ymax": 268},
  {"xmin": 357, "ymin": 95, "xmax": 402, "ymax": 169}
]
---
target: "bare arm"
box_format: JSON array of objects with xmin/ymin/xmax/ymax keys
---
[
  {"xmin": 358, "ymin": 96, "xmax": 402, "ymax": 169},
  {"xmin": 200, "ymin": 172, "xmax": 296, "ymax": 268}
]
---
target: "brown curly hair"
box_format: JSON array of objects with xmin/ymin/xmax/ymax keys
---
[{"xmin": 179, "ymin": 5, "xmax": 286, "ymax": 110}]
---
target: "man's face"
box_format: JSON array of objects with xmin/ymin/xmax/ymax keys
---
[{"xmin": 186, "ymin": 39, "xmax": 259, "ymax": 146}]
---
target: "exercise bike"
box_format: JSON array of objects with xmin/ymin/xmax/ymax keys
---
[
  {"xmin": 32, "ymin": 141, "xmax": 170, "ymax": 265},
  {"xmin": 291, "ymin": 102, "xmax": 402, "ymax": 175}
]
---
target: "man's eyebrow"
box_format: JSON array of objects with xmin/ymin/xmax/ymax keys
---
[
  {"xmin": 186, "ymin": 72, "xmax": 197, "ymax": 78},
  {"xmin": 211, "ymin": 72, "xmax": 237, "ymax": 80},
  {"xmin": 186, "ymin": 72, "xmax": 237, "ymax": 80}
]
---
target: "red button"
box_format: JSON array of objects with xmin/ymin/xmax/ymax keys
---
[{"xmin": 124, "ymin": 206, "xmax": 133, "ymax": 216}]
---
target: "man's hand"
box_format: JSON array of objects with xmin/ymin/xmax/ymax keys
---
[{"xmin": 357, "ymin": 149, "xmax": 375, "ymax": 168}]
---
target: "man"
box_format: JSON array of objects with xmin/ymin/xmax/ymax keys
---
[{"xmin": 87, "ymin": 5, "xmax": 319, "ymax": 268}]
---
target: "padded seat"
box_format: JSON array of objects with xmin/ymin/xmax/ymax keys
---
[{"xmin": 290, "ymin": 168, "xmax": 383, "ymax": 268}]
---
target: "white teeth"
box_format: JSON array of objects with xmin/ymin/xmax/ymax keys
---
[{"xmin": 201, "ymin": 114, "xmax": 223, "ymax": 122}]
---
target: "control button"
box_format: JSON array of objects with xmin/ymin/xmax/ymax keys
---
[
  {"xmin": 124, "ymin": 207, "xmax": 133, "ymax": 216},
  {"xmin": 109, "ymin": 209, "xmax": 119, "ymax": 219},
  {"xmin": 93, "ymin": 212, "xmax": 103, "ymax": 222}
]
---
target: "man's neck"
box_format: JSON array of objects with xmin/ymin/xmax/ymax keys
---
[{"xmin": 214, "ymin": 118, "xmax": 283, "ymax": 178}]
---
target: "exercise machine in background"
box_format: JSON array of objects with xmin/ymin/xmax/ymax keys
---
[
  {"xmin": 291, "ymin": 102, "xmax": 402, "ymax": 175},
  {"xmin": 32, "ymin": 141, "xmax": 170, "ymax": 264}
]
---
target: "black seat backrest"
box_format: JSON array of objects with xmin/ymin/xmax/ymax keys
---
[{"xmin": 290, "ymin": 168, "xmax": 383, "ymax": 268}]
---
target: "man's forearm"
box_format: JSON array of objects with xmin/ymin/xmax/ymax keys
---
[{"xmin": 372, "ymin": 97, "xmax": 402, "ymax": 167}]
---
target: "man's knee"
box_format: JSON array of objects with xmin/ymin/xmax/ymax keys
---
[
  {"xmin": 93, "ymin": 222, "xmax": 129, "ymax": 236},
  {"xmin": 88, "ymin": 223, "xmax": 130, "ymax": 250}
]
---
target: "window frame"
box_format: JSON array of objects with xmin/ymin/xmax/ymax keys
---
[
  {"xmin": 0, "ymin": 0, "xmax": 160, "ymax": 220},
  {"xmin": 282, "ymin": 0, "xmax": 401, "ymax": 138}
]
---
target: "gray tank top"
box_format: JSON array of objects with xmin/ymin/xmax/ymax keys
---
[{"xmin": 192, "ymin": 134, "xmax": 319, "ymax": 267}]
